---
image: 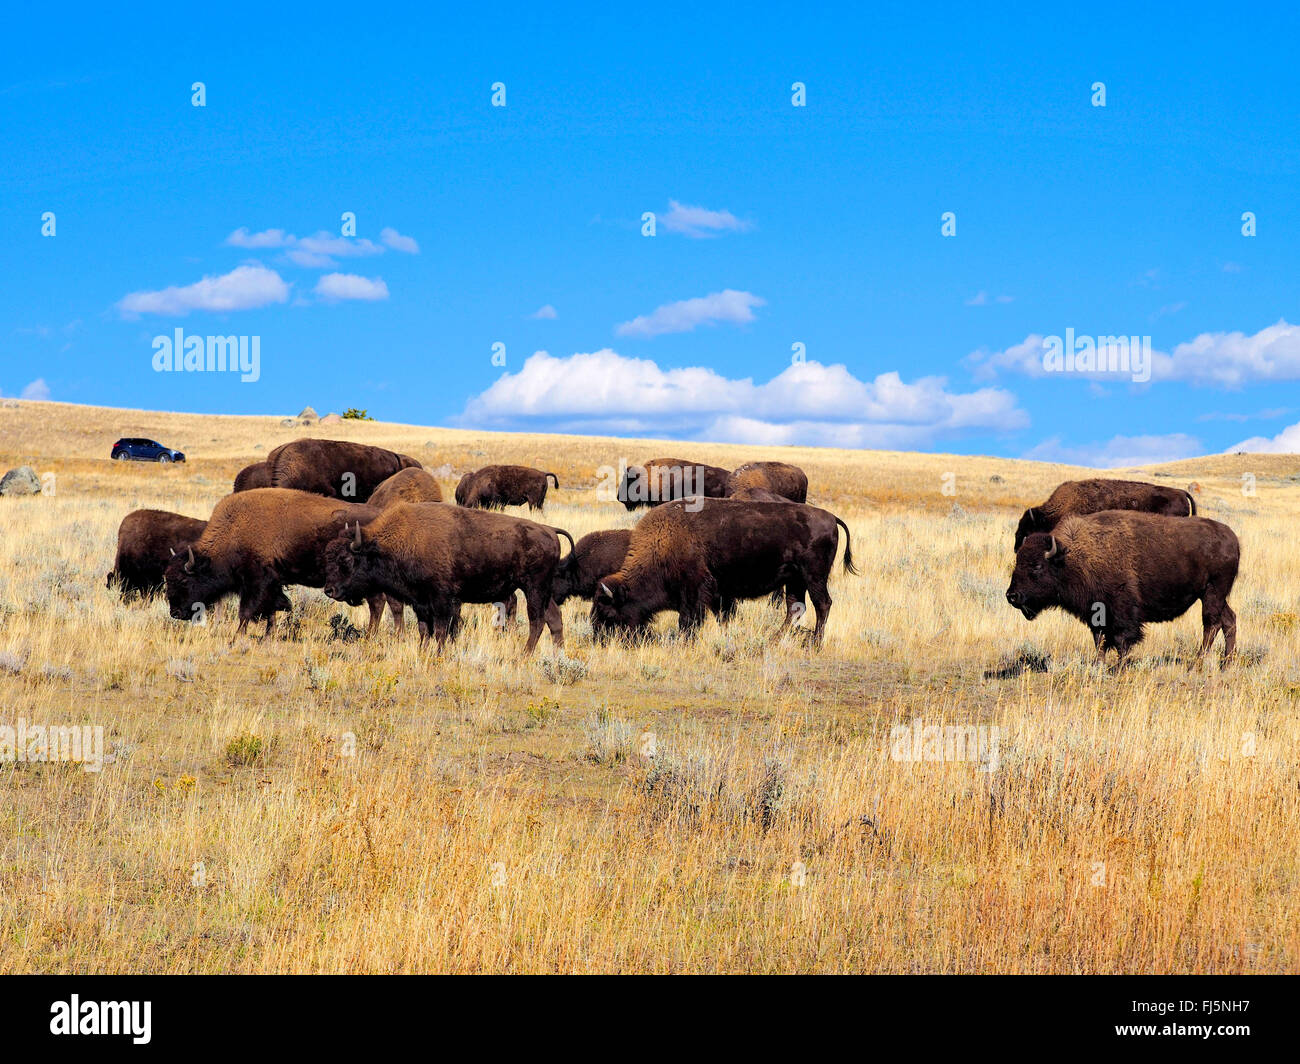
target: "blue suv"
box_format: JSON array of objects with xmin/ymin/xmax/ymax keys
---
[{"xmin": 111, "ymin": 438, "xmax": 186, "ymax": 463}]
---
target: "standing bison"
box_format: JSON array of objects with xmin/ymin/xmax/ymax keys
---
[
  {"xmin": 617, "ymin": 458, "xmax": 730, "ymax": 510},
  {"xmin": 725, "ymin": 461, "xmax": 808, "ymax": 503},
  {"xmin": 1005, "ymin": 510, "xmax": 1239, "ymax": 666},
  {"xmin": 164, "ymin": 488, "xmax": 398, "ymax": 637},
  {"xmin": 454, "ymin": 465, "xmax": 558, "ymax": 510},
  {"xmin": 322, "ymin": 503, "xmax": 573, "ymax": 654},
  {"xmin": 369, "ymin": 467, "xmax": 444, "ymax": 508},
  {"xmin": 107, "ymin": 509, "xmax": 208, "ymax": 600},
  {"xmin": 551, "ymin": 529, "xmax": 633, "ymax": 605},
  {"xmin": 592, "ymin": 497, "xmax": 857, "ymax": 644},
  {"xmin": 266, "ymin": 439, "xmax": 422, "ymax": 502},
  {"xmin": 1014, "ymin": 478, "xmax": 1196, "ymax": 552},
  {"xmin": 233, "ymin": 461, "xmax": 272, "ymax": 492}
]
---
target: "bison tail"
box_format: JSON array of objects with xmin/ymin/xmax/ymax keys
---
[
  {"xmin": 546, "ymin": 472, "xmax": 560, "ymax": 489},
  {"xmin": 552, "ymin": 527, "xmax": 576, "ymax": 557},
  {"xmin": 1186, "ymin": 490, "xmax": 1197, "ymax": 516},
  {"xmin": 835, "ymin": 517, "xmax": 860, "ymax": 576}
]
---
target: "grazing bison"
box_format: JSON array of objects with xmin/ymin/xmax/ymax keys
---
[
  {"xmin": 322, "ymin": 503, "xmax": 573, "ymax": 654},
  {"xmin": 163, "ymin": 488, "xmax": 400, "ymax": 637},
  {"xmin": 725, "ymin": 461, "xmax": 808, "ymax": 503},
  {"xmin": 551, "ymin": 529, "xmax": 633, "ymax": 605},
  {"xmin": 369, "ymin": 467, "xmax": 444, "ymax": 508},
  {"xmin": 106, "ymin": 509, "xmax": 208, "ymax": 600},
  {"xmin": 1014, "ymin": 478, "xmax": 1196, "ymax": 552},
  {"xmin": 233, "ymin": 461, "xmax": 272, "ymax": 492},
  {"xmin": 454, "ymin": 465, "xmax": 558, "ymax": 510},
  {"xmin": 266, "ymin": 439, "xmax": 422, "ymax": 501},
  {"xmin": 1005, "ymin": 510, "xmax": 1239, "ymax": 666},
  {"xmin": 617, "ymin": 457, "xmax": 730, "ymax": 510},
  {"xmin": 592, "ymin": 497, "xmax": 857, "ymax": 644}
]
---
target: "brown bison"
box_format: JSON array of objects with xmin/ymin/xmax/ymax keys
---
[
  {"xmin": 106, "ymin": 509, "xmax": 208, "ymax": 600},
  {"xmin": 163, "ymin": 488, "xmax": 400, "ymax": 637},
  {"xmin": 617, "ymin": 457, "xmax": 730, "ymax": 510},
  {"xmin": 322, "ymin": 503, "xmax": 573, "ymax": 654},
  {"xmin": 725, "ymin": 461, "xmax": 808, "ymax": 503},
  {"xmin": 266, "ymin": 439, "xmax": 422, "ymax": 501},
  {"xmin": 551, "ymin": 529, "xmax": 633, "ymax": 605},
  {"xmin": 454, "ymin": 465, "xmax": 558, "ymax": 510},
  {"xmin": 1006, "ymin": 510, "xmax": 1239, "ymax": 666},
  {"xmin": 592, "ymin": 497, "xmax": 857, "ymax": 643},
  {"xmin": 369, "ymin": 467, "xmax": 444, "ymax": 508},
  {"xmin": 1014, "ymin": 478, "xmax": 1196, "ymax": 552},
  {"xmin": 233, "ymin": 461, "xmax": 272, "ymax": 492}
]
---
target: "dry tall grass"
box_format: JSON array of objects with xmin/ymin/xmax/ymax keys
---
[{"xmin": 1, "ymin": 401, "xmax": 1297, "ymax": 972}]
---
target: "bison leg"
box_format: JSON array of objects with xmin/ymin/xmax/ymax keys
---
[
  {"xmin": 806, "ymin": 583, "xmax": 832, "ymax": 646},
  {"xmin": 715, "ymin": 596, "xmax": 737, "ymax": 624},
  {"xmin": 387, "ymin": 596, "xmax": 406, "ymax": 635},
  {"xmin": 521, "ymin": 593, "xmax": 547, "ymax": 654},
  {"xmin": 775, "ymin": 599, "xmax": 807, "ymax": 639},
  {"xmin": 544, "ymin": 599, "xmax": 564, "ymax": 649},
  {"xmin": 1200, "ymin": 590, "xmax": 1237, "ymax": 666},
  {"xmin": 364, "ymin": 595, "xmax": 390, "ymax": 636}
]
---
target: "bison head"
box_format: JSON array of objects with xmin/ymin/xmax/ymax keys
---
[
  {"xmin": 590, "ymin": 577, "xmax": 652, "ymax": 637},
  {"xmin": 163, "ymin": 546, "xmax": 223, "ymax": 621},
  {"xmin": 550, "ymin": 555, "xmax": 578, "ymax": 605},
  {"xmin": 616, "ymin": 466, "xmax": 649, "ymax": 510},
  {"xmin": 323, "ymin": 522, "xmax": 382, "ymax": 607},
  {"xmin": 1006, "ymin": 532, "xmax": 1068, "ymax": 620},
  {"xmin": 1013, "ymin": 506, "xmax": 1049, "ymax": 552}
]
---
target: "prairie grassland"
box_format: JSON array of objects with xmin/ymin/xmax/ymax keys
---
[{"xmin": 1, "ymin": 401, "xmax": 1298, "ymax": 973}]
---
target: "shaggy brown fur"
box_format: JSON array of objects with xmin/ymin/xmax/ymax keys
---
[
  {"xmin": 724, "ymin": 462, "xmax": 809, "ymax": 503},
  {"xmin": 617, "ymin": 457, "xmax": 731, "ymax": 510},
  {"xmin": 454, "ymin": 465, "xmax": 558, "ymax": 510},
  {"xmin": 163, "ymin": 488, "xmax": 399, "ymax": 638},
  {"xmin": 551, "ymin": 529, "xmax": 633, "ymax": 604},
  {"xmin": 1014, "ymin": 478, "xmax": 1196, "ymax": 551},
  {"xmin": 322, "ymin": 502, "xmax": 574, "ymax": 654},
  {"xmin": 592, "ymin": 497, "xmax": 857, "ymax": 644},
  {"xmin": 1006, "ymin": 510, "xmax": 1239, "ymax": 666},
  {"xmin": 369, "ymin": 467, "xmax": 444, "ymax": 508},
  {"xmin": 233, "ymin": 461, "xmax": 272, "ymax": 492},
  {"xmin": 266, "ymin": 439, "xmax": 422, "ymax": 501},
  {"xmin": 107, "ymin": 510, "xmax": 208, "ymax": 600}
]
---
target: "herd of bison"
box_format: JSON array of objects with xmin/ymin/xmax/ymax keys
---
[{"xmin": 104, "ymin": 438, "xmax": 1241, "ymax": 667}]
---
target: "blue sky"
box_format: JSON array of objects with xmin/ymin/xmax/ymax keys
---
[{"xmin": 4, "ymin": 3, "xmax": 1299, "ymax": 465}]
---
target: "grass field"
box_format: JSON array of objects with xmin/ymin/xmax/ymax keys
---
[{"xmin": 1, "ymin": 400, "xmax": 1298, "ymax": 973}]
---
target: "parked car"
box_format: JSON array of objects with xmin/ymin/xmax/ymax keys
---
[{"xmin": 110, "ymin": 438, "xmax": 186, "ymax": 463}]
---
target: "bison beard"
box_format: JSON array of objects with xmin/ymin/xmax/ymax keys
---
[
  {"xmin": 591, "ymin": 497, "xmax": 857, "ymax": 644},
  {"xmin": 1005, "ymin": 510, "xmax": 1239, "ymax": 666},
  {"xmin": 321, "ymin": 503, "xmax": 573, "ymax": 655},
  {"xmin": 1013, "ymin": 478, "xmax": 1197, "ymax": 552}
]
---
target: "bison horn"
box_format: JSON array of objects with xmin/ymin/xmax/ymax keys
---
[
  {"xmin": 351, "ymin": 523, "xmax": 363, "ymax": 551},
  {"xmin": 1044, "ymin": 536, "xmax": 1058, "ymax": 559},
  {"xmin": 169, "ymin": 547, "xmax": 176, "ymax": 557},
  {"xmin": 598, "ymin": 582, "xmax": 614, "ymax": 599},
  {"xmin": 184, "ymin": 546, "xmax": 196, "ymax": 573}
]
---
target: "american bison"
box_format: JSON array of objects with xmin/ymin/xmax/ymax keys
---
[
  {"xmin": 1005, "ymin": 510, "xmax": 1239, "ymax": 666},
  {"xmin": 725, "ymin": 461, "xmax": 808, "ymax": 503},
  {"xmin": 617, "ymin": 457, "xmax": 730, "ymax": 510},
  {"xmin": 106, "ymin": 509, "xmax": 208, "ymax": 600},
  {"xmin": 322, "ymin": 503, "xmax": 573, "ymax": 654},
  {"xmin": 454, "ymin": 465, "xmax": 558, "ymax": 510},
  {"xmin": 592, "ymin": 497, "xmax": 857, "ymax": 644},
  {"xmin": 233, "ymin": 461, "xmax": 272, "ymax": 492},
  {"xmin": 163, "ymin": 488, "xmax": 399, "ymax": 637},
  {"xmin": 551, "ymin": 529, "xmax": 633, "ymax": 605},
  {"xmin": 1014, "ymin": 478, "xmax": 1196, "ymax": 552},
  {"xmin": 369, "ymin": 467, "xmax": 444, "ymax": 508},
  {"xmin": 266, "ymin": 439, "xmax": 422, "ymax": 502}
]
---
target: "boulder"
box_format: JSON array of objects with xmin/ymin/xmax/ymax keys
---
[
  {"xmin": 320, "ymin": 412, "xmax": 342, "ymax": 425},
  {"xmin": 298, "ymin": 406, "xmax": 318, "ymax": 422},
  {"xmin": 0, "ymin": 466, "xmax": 41, "ymax": 496}
]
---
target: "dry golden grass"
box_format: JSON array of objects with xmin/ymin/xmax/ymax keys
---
[{"xmin": 1, "ymin": 400, "xmax": 1298, "ymax": 973}]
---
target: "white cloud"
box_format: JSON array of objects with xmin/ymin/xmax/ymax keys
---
[
  {"xmin": 970, "ymin": 320, "xmax": 1300, "ymax": 388},
  {"xmin": 529, "ymin": 304, "xmax": 558, "ymax": 319},
  {"xmin": 457, "ymin": 349, "xmax": 1026, "ymax": 448},
  {"xmin": 616, "ymin": 289, "xmax": 764, "ymax": 338},
  {"xmin": 380, "ymin": 227, "xmax": 420, "ymax": 254},
  {"xmin": 313, "ymin": 273, "xmax": 389, "ymax": 302},
  {"xmin": 20, "ymin": 378, "xmax": 50, "ymax": 400},
  {"xmin": 225, "ymin": 227, "xmax": 292, "ymax": 249},
  {"xmin": 117, "ymin": 265, "xmax": 290, "ymax": 317},
  {"xmin": 660, "ymin": 200, "xmax": 753, "ymax": 238},
  {"xmin": 1229, "ymin": 420, "xmax": 1300, "ymax": 454},
  {"xmin": 1023, "ymin": 433, "xmax": 1203, "ymax": 469},
  {"xmin": 965, "ymin": 291, "xmax": 1013, "ymax": 306}
]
